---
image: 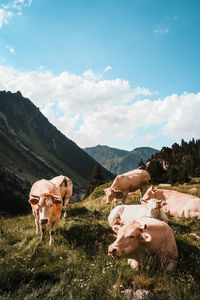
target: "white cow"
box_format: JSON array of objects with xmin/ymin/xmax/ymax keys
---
[
  {"xmin": 142, "ymin": 186, "xmax": 200, "ymax": 219},
  {"xmin": 29, "ymin": 179, "xmax": 62, "ymax": 245},
  {"xmin": 104, "ymin": 169, "xmax": 150, "ymax": 204},
  {"xmin": 108, "ymin": 199, "xmax": 168, "ymax": 228},
  {"xmin": 108, "ymin": 217, "xmax": 178, "ymax": 271},
  {"xmin": 50, "ymin": 175, "xmax": 73, "ymax": 218}
]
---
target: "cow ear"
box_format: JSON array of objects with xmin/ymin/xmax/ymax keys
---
[
  {"xmin": 139, "ymin": 224, "xmax": 147, "ymax": 230},
  {"xmin": 104, "ymin": 188, "xmax": 108, "ymax": 194},
  {"xmin": 112, "ymin": 225, "xmax": 120, "ymax": 234},
  {"xmin": 140, "ymin": 232, "xmax": 152, "ymax": 243},
  {"xmin": 29, "ymin": 198, "xmax": 39, "ymax": 205},
  {"xmin": 52, "ymin": 196, "xmax": 62, "ymax": 204}
]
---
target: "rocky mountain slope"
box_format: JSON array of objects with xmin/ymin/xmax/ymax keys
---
[{"xmin": 84, "ymin": 145, "xmax": 159, "ymax": 174}]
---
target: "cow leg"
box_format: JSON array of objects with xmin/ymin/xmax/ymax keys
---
[
  {"xmin": 40, "ymin": 225, "xmax": 46, "ymax": 241},
  {"xmin": 128, "ymin": 258, "xmax": 139, "ymax": 270},
  {"xmin": 33, "ymin": 211, "xmax": 40, "ymax": 234},
  {"xmin": 122, "ymin": 192, "xmax": 128, "ymax": 204},
  {"xmin": 49, "ymin": 219, "xmax": 59, "ymax": 245},
  {"xmin": 63, "ymin": 198, "xmax": 69, "ymax": 218}
]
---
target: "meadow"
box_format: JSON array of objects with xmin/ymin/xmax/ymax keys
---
[{"xmin": 0, "ymin": 183, "xmax": 200, "ymax": 300}]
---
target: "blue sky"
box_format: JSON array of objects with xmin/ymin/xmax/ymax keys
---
[{"xmin": 0, "ymin": 0, "xmax": 200, "ymax": 150}]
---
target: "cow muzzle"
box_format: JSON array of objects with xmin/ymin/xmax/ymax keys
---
[
  {"xmin": 108, "ymin": 246, "xmax": 118, "ymax": 258},
  {"xmin": 40, "ymin": 219, "xmax": 48, "ymax": 225}
]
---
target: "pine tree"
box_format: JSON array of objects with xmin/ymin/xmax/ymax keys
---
[
  {"xmin": 84, "ymin": 164, "xmax": 103, "ymax": 198},
  {"xmin": 138, "ymin": 158, "xmax": 146, "ymax": 169}
]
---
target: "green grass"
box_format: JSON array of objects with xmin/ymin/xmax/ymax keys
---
[{"xmin": 0, "ymin": 184, "xmax": 200, "ymax": 299}]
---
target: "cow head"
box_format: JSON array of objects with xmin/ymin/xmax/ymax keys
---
[
  {"xmin": 142, "ymin": 186, "xmax": 166, "ymax": 204},
  {"xmin": 104, "ymin": 188, "xmax": 115, "ymax": 204},
  {"xmin": 108, "ymin": 221, "xmax": 151, "ymax": 258},
  {"xmin": 29, "ymin": 193, "xmax": 62, "ymax": 225},
  {"xmin": 104, "ymin": 188, "xmax": 123, "ymax": 204}
]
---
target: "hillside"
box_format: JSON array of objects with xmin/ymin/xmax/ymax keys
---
[
  {"xmin": 84, "ymin": 145, "xmax": 159, "ymax": 174},
  {"xmin": 0, "ymin": 183, "xmax": 200, "ymax": 299},
  {"xmin": 0, "ymin": 91, "xmax": 113, "ymax": 215}
]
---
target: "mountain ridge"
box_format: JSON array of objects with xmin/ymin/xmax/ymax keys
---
[{"xmin": 84, "ymin": 145, "xmax": 159, "ymax": 174}]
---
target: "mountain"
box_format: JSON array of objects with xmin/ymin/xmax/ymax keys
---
[
  {"xmin": 84, "ymin": 145, "xmax": 159, "ymax": 174},
  {"xmin": 0, "ymin": 91, "xmax": 113, "ymax": 215}
]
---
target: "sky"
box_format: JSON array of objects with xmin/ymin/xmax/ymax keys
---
[{"xmin": 0, "ymin": 0, "xmax": 200, "ymax": 151}]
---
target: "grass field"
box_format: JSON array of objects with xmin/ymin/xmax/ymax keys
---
[{"xmin": 0, "ymin": 183, "xmax": 200, "ymax": 299}]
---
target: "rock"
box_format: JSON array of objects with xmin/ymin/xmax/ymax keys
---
[
  {"xmin": 189, "ymin": 187, "xmax": 198, "ymax": 193},
  {"xmin": 132, "ymin": 289, "xmax": 154, "ymax": 300},
  {"xmin": 158, "ymin": 184, "xmax": 172, "ymax": 187}
]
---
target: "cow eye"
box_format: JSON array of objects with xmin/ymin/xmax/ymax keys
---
[{"xmin": 129, "ymin": 235, "xmax": 135, "ymax": 239}]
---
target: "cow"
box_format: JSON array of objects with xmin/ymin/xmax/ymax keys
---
[
  {"xmin": 50, "ymin": 175, "xmax": 73, "ymax": 218},
  {"xmin": 29, "ymin": 179, "xmax": 62, "ymax": 245},
  {"xmin": 142, "ymin": 186, "xmax": 200, "ymax": 219},
  {"xmin": 108, "ymin": 217, "xmax": 178, "ymax": 271},
  {"xmin": 104, "ymin": 169, "xmax": 150, "ymax": 204},
  {"xmin": 108, "ymin": 200, "xmax": 168, "ymax": 229}
]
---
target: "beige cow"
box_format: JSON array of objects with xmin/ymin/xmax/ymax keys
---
[
  {"xmin": 104, "ymin": 169, "xmax": 150, "ymax": 204},
  {"xmin": 29, "ymin": 179, "xmax": 62, "ymax": 245},
  {"xmin": 108, "ymin": 200, "xmax": 168, "ymax": 229},
  {"xmin": 108, "ymin": 217, "xmax": 178, "ymax": 271},
  {"xmin": 142, "ymin": 186, "xmax": 200, "ymax": 219},
  {"xmin": 50, "ymin": 175, "xmax": 73, "ymax": 218}
]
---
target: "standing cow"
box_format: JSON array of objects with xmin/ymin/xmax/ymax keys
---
[
  {"xmin": 142, "ymin": 186, "xmax": 200, "ymax": 219},
  {"xmin": 50, "ymin": 175, "xmax": 73, "ymax": 218},
  {"xmin": 104, "ymin": 169, "xmax": 150, "ymax": 204},
  {"xmin": 29, "ymin": 179, "xmax": 62, "ymax": 245},
  {"xmin": 108, "ymin": 217, "xmax": 178, "ymax": 271}
]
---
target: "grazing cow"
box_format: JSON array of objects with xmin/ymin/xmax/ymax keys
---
[
  {"xmin": 29, "ymin": 179, "xmax": 62, "ymax": 245},
  {"xmin": 108, "ymin": 217, "xmax": 178, "ymax": 271},
  {"xmin": 142, "ymin": 186, "xmax": 200, "ymax": 219},
  {"xmin": 108, "ymin": 200, "xmax": 168, "ymax": 228},
  {"xmin": 50, "ymin": 175, "xmax": 73, "ymax": 218},
  {"xmin": 104, "ymin": 169, "xmax": 150, "ymax": 204}
]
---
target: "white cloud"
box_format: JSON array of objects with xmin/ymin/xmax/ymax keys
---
[
  {"xmin": 0, "ymin": 8, "xmax": 14, "ymax": 28},
  {"xmin": 154, "ymin": 27, "xmax": 169, "ymax": 35},
  {"xmin": 6, "ymin": 45, "xmax": 15, "ymax": 53},
  {"xmin": 0, "ymin": 0, "xmax": 32, "ymax": 29},
  {"xmin": 0, "ymin": 65, "xmax": 199, "ymax": 149}
]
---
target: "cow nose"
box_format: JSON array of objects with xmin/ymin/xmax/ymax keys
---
[
  {"xmin": 108, "ymin": 246, "xmax": 117, "ymax": 257},
  {"xmin": 41, "ymin": 219, "xmax": 48, "ymax": 224}
]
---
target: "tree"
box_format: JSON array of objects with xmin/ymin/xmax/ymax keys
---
[
  {"xmin": 84, "ymin": 164, "xmax": 103, "ymax": 198},
  {"xmin": 138, "ymin": 158, "xmax": 146, "ymax": 169},
  {"xmin": 147, "ymin": 160, "xmax": 166, "ymax": 184},
  {"xmin": 168, "ymin": 167, "xmax": 178, "ymax": 184}
]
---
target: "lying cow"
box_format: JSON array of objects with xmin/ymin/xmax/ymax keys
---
[
  {"xmin": 50, "ymin": 175, "xmax": 73, "ymax": 218},
  {"xmin": 142, "ymin": 186, "xmax": 200, "ymax": 219},
  {"xmin": 104, "ymin": 169, "xmax": 150, "ymax": 204},
  {"xmin": 108, "ymin": 217, "xmax": 178, "ymax": 271},
  {"xmin": 108, "ymin": 200, "xmax": 168, "ymax": 228},
  {"xmin": 29, "ymin": 179, "xmax": 62, "ymax": 245}
]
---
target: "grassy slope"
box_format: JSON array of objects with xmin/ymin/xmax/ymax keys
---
[{"xmin": 0, "ymin": 184, "xmax": 200, "ymax": 300}]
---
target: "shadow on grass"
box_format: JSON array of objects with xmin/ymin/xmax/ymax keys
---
[
  {"xmin": 60, "ymin": 223, "xmax": 112, "ymax": 255},
  {"xmin": 67, "ymin": 206, "xmax": 103, "ymax": 219},
  {"xmin": 176, "ymin": 238, "xmax": 200, "ymax": 278},
  {"xmin": 168, "ymin": 221, "xmax": 191, "ymax": 234}
]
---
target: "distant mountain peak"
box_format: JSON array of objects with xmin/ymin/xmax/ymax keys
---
[{"xmin": 84, "ymin": 144, "xmax": 159, "ymax": 174}]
